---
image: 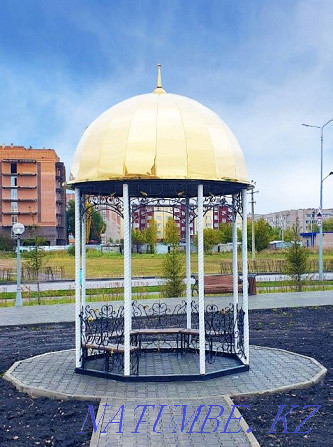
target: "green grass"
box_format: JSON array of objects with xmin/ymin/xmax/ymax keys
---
[
  {"xmin": 1, "ymin": 249, "xmax": 333, "ymax": 280},
  {"xmin": 0, "ymin": 291, "xmax": 162, "ymax": 307},
  {"xmin": 0, "ymin": 285, "xmax": 161, "ymax": 301}
]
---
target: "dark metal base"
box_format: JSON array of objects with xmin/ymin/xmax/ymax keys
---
[{"xmin": 75, "ymin": 350, "xmax": 249, "ymax": 382}]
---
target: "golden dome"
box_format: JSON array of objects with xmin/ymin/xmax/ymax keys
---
[{"xmin": 70, "ymin": 75, "xmax": 248, "ymax": 185}]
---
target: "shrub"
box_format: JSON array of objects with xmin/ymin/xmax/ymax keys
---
[{"xmin": 161, "ymin": 249, "xmax": 185, "ymax": 298}]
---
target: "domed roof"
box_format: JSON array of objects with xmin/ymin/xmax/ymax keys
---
[{"xmin": 70, "ymin": 68, "xmax": 248, "ymax": 186}]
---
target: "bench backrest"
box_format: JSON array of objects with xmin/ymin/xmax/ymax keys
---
[
  {"xmin": 132, "ymin": 300, "xmax": 188, "ymax": 329},
  {"xmin": 81, "ymin": 304, "xmax": 124, "ymax": 346},
  {"xmin": 204, "ymin": 274, "xmax": 234, "ymax": 286}
]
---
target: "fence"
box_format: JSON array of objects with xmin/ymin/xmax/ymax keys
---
[
  {"xmin": 0, "ymin": 266, "xmax": 65, "ymax": 282},
  {"xmin": 220, "ymin": 259, "xmax": 333, "ymax": 274}
]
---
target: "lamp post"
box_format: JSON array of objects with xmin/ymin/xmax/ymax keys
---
[
  {"xmin": 12, "ymin": 223, "xmax": 25, "ymax": 307},
  {"xmin": 302, "ymin": 119, "xmax": 333, "ymax": 280}
]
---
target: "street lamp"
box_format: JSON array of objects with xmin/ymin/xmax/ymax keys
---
[
  {"xmin": 302, "ymin": 119, "xmax": 333, "ymax": 280},
  {"xmin": 12, "ymin": 223, "xmax": 25, "ymax": 307}
]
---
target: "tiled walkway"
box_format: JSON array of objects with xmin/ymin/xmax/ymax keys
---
[{"xmin": 5, "ymin": 345, "xmax": 326, "ymax": 446}]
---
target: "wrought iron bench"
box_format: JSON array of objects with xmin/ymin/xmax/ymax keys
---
[
  {"xmin": 192, "ymin": 274, "xmax": 242, "ymax": 296},
  {"xmin": 204, "ymin": 303, "xmax": 245, "ymax": 361},
  {"xmin": 80, "ymin": 304, "xmax": 139, "ymax": 374},
  {"xmin": 131, "ymin": 301, "xmax": 194, "ymax": 351}
]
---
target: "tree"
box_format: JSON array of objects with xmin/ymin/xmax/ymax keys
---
[
  {"xmin": 284, "ymin": 221, "xmax": 309, "ymax": 291},
  {"xmin": 66, "ymin": 199, "xmax": 75, "ymax": 240},
  {"xmin": 89, "ymin": 210, "xmax": 106, "ymax": 243},
  {"xmin": 67, "ymin": 200, "xmax": 106, "ymax": 244},
  {"xmin": 24, "ymin": 223, "xmax": 46, "ymax": 304},
  {"xmin": 323, "ymin": 217, "xmax": 333, "ymax": 231},
  {"xmin": 219, "ymin": 223, "xmax": 233, "ymax": 243},
  {"xmin": 270, "ymin": 226, "xmax": 281, "ymax": 241},
  {"xmin": 283, "ymin": 228, "xmax": 295, "ymax": 242},
  {"xmin": 313, "ymin": 217, "xmax": 333, "ymax": 233},
  {"xmin": 161, "ymin": 248, "xmax": 185, "ymax": 298},
  {"xmin": 0, "ymin": 235, "xmax": 15, "ymax": 251},
  {"xmin": 204, "ymin": 228, "xmax": 220, "ymax": 252},
  {"xmin": 164, "ymin": 217, "xmax": 180, "ymax": 247},
  {"xmin": 131, "ymin": 229, "xmax": 145, "ymax": 253},
  {"xmin": 193, "ymin": 228, "xmax": 220, "ymax": 253},
  {"xmin": 255, "ymin": 219, "xmax": 273, "ymax": 252},
  {"xmin": 144, "ymin": 219, "xmax": 158, "ymax": 253}
]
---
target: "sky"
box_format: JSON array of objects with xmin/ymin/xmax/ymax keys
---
[{"xmin": 0, "ymin": 0, "xmax": 332, "ymax": 214}]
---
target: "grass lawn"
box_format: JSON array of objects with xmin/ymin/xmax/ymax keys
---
[{"xmin": 0, "ymin": 249, "xmax": 332, "ymax": 280}]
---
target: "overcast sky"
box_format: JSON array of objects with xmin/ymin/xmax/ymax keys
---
[{"xmin": 0, "ymin": 0, "xmax": 332, "ymax": 214}]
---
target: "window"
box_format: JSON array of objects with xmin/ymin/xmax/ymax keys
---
[
  {"xmin": 11, "ymin": 163, "xmax": 17, "ymax": 174},
  {"xmin": 11, "ymin": 202, "xmax": 18, "ymax": 213},
  {"xmin": 11, "ymin": 214, "xmax": 18, "ymax": 225},
  {"xmin": 10, "ymin": 189, "xmax": 17, "ymax": 200},
  {"xmin": 10, "ymin": 176, "xmax": 17, "ymax": 187}
]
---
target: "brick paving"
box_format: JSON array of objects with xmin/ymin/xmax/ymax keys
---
[
  {"xmin": 5, "ymin": 346, "xmax": 325, "ymax": 401},
  {"xmin": 4, "ymin": 344, "xmax": 326, "ymax": 446},
  {"xmin": 90, "ymin": 396, "xmax": 254, "ymax": 447}
]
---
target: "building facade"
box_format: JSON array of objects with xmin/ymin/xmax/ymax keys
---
[
  {"xmin": 255, "ymin": 208, "xmax": 333, "ymax": 234},
  {"xmin": 91, "ymin": 202, "xmax": 232, "ymax": 243},
  {"xmin": 0, "ymin": 145, "xmax": 66, "ymax": 245}
]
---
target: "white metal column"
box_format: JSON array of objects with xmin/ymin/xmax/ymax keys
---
[
  {"xmin": 241, "ymin": 188, "xmax": 250, "ymax": 364},
  {"xmin": 81, "ymin": 195, "xmax": 86, "ymax": 310},
  {"xmin": 129, "ymin": 199, "xmax": 132, "ymax": 332},
  {"xmin": 74, "ymin": 188, "xmax": 82, "ymax": 368},
  {"xmin": 197, "ymin": 184, "xmax": 205, "ymax": 374},
  {"xmin": 185, "ymin": 197, "xmax": 192, "ymax": 328},
  {"xmin": 232, "ymin": 194, "xmax": 239, "ymax": 354},
  {"xmin": 123, "ymin": 184, "xmax": 132, "ymax": 376}
]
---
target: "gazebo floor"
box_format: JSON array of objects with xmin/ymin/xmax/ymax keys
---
[{"xmin": 76, "ymin": 350, "xmax": 248, "ymax": 382}]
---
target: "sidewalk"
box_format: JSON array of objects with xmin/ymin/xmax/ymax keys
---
[{"xmin": 0, "ymin": 290, "xmax": 331, "ymax": 327}]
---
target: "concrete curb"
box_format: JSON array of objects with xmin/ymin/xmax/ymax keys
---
[
  {"xmin": 223, "ymin": 394, "xmax": 261, "ymax": 446},
  {"xmin": 228, "ymin": 345, "xmax": 328, "ymax": 399},
  {"xmin": 89, "ymin": 398, "xmax": 108, "ymax": 447}
]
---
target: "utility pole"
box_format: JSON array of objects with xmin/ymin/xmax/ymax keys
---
[{"xmin": 249, "ymin": 182, "xmax": 259, "ymax": 262}]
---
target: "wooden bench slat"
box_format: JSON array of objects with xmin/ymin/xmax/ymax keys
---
[
  {"xmin": 83, "ymin": 343, "xmax": 138, "ymax": 353},
  {"xmin": 131, "ymin": 328, "xmax": 184, "ymax": 335}
]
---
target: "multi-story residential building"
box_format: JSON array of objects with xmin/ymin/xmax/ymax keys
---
[
  {"xmin": 82, "ymin": 201, "xmax": 234, "ymax": 243},
  {"xmin": 132, "ymin": 204, "xmax": 154, "ymax": 232},
  {"xmin": 0, "ymin": 145, "xmax": 66, "ymax": 245},
  {"xmin": 254, "ymin": 208, "xmax": 333, "ymax": 234}
]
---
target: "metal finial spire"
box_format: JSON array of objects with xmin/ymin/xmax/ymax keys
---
[
  {"xmin": 153, "ymin": 64, "xmax": 166, "ymax": 94},
  {"xmin": 157, "ymin": 64, "xmax": 162, "ymax": 88}
]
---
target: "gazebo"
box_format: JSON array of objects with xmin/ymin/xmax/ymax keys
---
[{"xmin": 68, "ymin": 66, "xmax": 251, "ymax": 381}]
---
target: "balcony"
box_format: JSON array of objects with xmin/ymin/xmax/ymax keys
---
[
  {"xmin": 1, "ymin": 172, "xmax": 36, "ymax": 176},
  {"xmin": 2, "ymin": 159, "xmax": 36, "ymax": 163},
  {"xmin": 2, "ymin": 198, "xmax": 37, "ymax": 202},
  {"xmin": 2, "ymin": 211, "xmax": 37, "ymax": 215}
]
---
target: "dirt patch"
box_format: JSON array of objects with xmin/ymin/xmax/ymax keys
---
[
  {"xmin": 236, "ymin": 306, "xmax": 332, "ymax": 446},
  {"xmin": 0, "ymin": 323, "xmax": 97, "ymax": 446}
]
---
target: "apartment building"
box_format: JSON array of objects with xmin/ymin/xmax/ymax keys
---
[
  {"xmin": 255, "ymin": 208, "xmax": 333, "ymax": 233},
  {"xmin": 80, "ymin": 198, "xmax": 234, "ymax": 243},
  {"xmin": 0, "ymin": 145, "xmax": 66, "ymax": 245}
]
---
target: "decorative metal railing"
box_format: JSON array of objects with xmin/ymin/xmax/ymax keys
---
[{"xmin": 79, "ymin": 301, "xmax": 245, "ymax": 375}]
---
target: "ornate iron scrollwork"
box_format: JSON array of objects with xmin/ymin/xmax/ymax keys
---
[{"xmin": 80, "ymin": 300, "xmax": 246, "ymax": 374}]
